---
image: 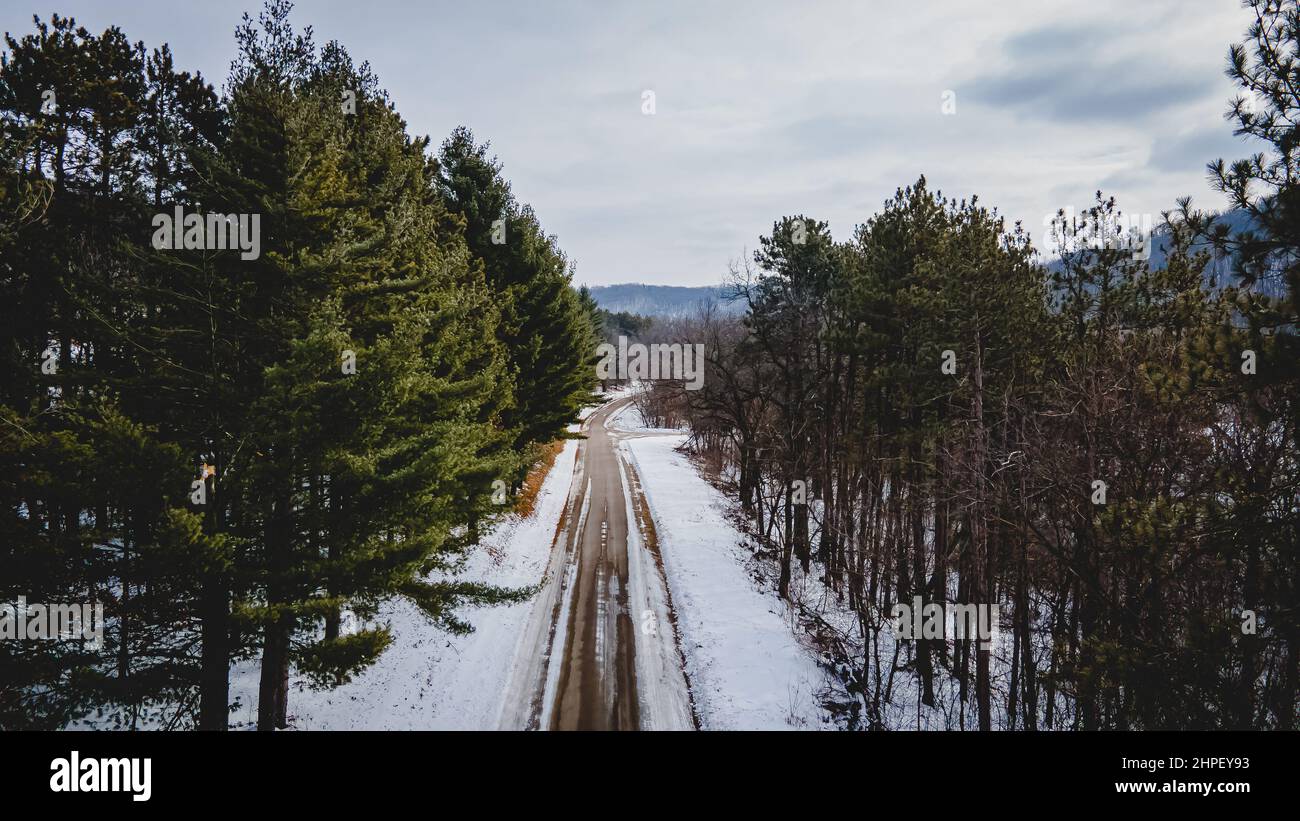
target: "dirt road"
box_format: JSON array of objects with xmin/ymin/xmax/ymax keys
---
[{"xmin": 500, "ymin": 397, "xmax": 695, "ymax": 730}]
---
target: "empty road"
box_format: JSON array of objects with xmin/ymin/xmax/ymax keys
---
[{"xmin": 500, "ymin": 396, "xmax": 695, "ymax": 730}]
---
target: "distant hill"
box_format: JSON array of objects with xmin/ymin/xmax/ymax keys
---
[
  {"xmin": 586, "ymin": 283, "xmax": 745, "ymax": 318},
  {"xmin": 1042, "ymin": 208, "xmax": 1251, "ymax": 270},
  {"xmin": 593, "ymin": 211, "xmax": 1281, "ymax": 320},
  {"xmin": 1043, "ymin": 209, "xmax": 1287, "ymax": 298}
]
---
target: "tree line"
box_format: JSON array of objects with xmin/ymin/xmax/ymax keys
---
[
  {"xmin": 0, "ymin": 1, "xmax": 598, "ymax": 729},
  {"xmin": 639, "ymin": 0, "xmax": 1298, "ymax": 729}
]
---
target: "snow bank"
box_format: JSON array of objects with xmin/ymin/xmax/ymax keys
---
[
  {"xmin": 227, "ymin": 439, "xmax": 580, "ymax": 730},
  {"xmin": 618, "ymin": 431, "xmax": 830, "ymax": 730}
]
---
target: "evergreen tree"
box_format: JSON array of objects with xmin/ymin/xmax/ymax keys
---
[
  {"xmin": 1, "ymin": 1, "xmax": 587, "ymax": 730},
  {"xmin": 436, "ymin": 128, "xmax": 596, "ymax": 486}
]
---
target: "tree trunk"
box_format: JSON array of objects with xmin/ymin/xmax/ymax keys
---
[
  {"xmin": 198, "ymin": 469, "xmax": 229, "ymax": 731},
  {"xmin": 258, "ymin": 483, "xmax": 294, "ymax": 731}
]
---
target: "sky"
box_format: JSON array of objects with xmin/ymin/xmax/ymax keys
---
[{"xmin": 2, "ymin": 1, "xmax": 1263, "ymax": 287}]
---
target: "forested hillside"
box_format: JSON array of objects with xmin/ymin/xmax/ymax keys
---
[{"xmin": 587, "ymin": 283, "xmax": 742, "ymax": 318}]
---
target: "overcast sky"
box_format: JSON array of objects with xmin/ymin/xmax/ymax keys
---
[{"xmin": 3, "ymin": 1, "xmax": 1262, "ymax": 286}]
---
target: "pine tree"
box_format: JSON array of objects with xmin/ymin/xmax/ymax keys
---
[
  {"xmin": 2, "ymin": 1, "xmax": 579, "ymax": 730},
  {"xmin": 0, "ymin": 15, "xmax": 226, "ymax": 729},
  {"xmin": 201, "ymin": 2, "xmax": 527, "ymax": 728},
  {"xmin": 436, "ymin": 128, "xmax": 596, "ymax": 487}
]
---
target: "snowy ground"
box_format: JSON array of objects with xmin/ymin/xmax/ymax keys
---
[
  {"xmin": 612, "ymin": 403, "xmax": 832, "ymax": 730},
  {"xmin": 215, "ymin": 390, "xmax": 835, "ymax": 730},
  {"xmin": 225, "ymin": 438, "xmax": 580, "ymax": 730}
]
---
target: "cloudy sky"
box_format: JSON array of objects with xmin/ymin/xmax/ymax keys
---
[{"xmin": 3, "ymin": 1, "xmax": 1262, "ymax": 286}]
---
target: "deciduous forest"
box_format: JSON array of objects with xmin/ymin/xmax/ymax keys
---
[{"xmin": 632, "ymin": 0, "xmax": 1299, "ymax": 730}]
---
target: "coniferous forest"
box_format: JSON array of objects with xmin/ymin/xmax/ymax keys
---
[{"xmin": 0, "ymin": 1, "xmax": 598, "ymax": 730}]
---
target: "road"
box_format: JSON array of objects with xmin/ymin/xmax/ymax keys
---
[{"xmin": 500, "ymin": 396, "xmax": 696, "ymax": 730}]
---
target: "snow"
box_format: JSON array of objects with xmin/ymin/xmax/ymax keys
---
[
  {"xmin": 211, "ymin": 393, "xmax": 835, "ymax": 730},
  {"xmin": 614, "ymin": 415, "xmax": 830, "ymax": 730},
  {"xmin": 605, "ymin": 399, "xmax": 1032, "ymax": 730},
  {"xmin": 226, "ymin": 438, "xmax": 580, "ymax": 730},
  {"xmin": 528, "ymin": 481, "xmax": 587, "ymax": 731},
  {"xmin": 615, "ymin": 439, "xmax": 695, "ymax": 730}
]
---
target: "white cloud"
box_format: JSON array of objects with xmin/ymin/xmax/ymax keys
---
[{"xmin": 3, "ymin": 0, "xmax": 1259, "ymax": 284}]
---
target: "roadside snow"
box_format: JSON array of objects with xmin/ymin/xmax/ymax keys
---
[
  {"xmin": 617, "ymin": 426, "xmax": 830, "ymax": 730},
  {"xmin": 615, "ymin": 442, "xmax": 696, "ymax": 730},
  {"xmin": 227, "ymin": 438, "xmax": 579, "ymax": 730},
  {"xmin": 216, "ymin": 393, "xmax": 832, "ymax": 730}
]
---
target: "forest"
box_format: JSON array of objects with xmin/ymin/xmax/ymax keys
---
[
  {"xmin": 0, "ymin": 1, "xmax": 600, "ymax": 729},
  {"xmin": 2, "ymin": 0, "xmax": 1297, "ymax": 735},
  {"xmin": 629, "ymin": 0, "xmax": 1299, "ymax": 729}
]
